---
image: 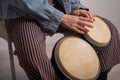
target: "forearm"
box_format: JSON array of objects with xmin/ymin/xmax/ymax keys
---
[{"xmin": 12, "ymin": 0, "xmax": 64, "ymax": 35}]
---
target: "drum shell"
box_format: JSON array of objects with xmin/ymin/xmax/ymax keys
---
[
  {"xmin": 51, "ymin": 36, "xmax": 100, "ymax": 80},
  {"xmin": 51, "ymin": 37, "xmax": 69, "ymax": 80}
]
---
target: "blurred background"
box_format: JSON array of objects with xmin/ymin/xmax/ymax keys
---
[{"xmin": 0, "ymin": 0, "xmax": 120, "ymax": 80}]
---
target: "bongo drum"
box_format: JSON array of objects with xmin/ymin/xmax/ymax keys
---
[
  {"xmin": 51, "ymin": 36, "xmax": 100, "ymax": 80},
  {"xmin": 84, "ymin": 17, "xmax": 111, "ymax": 47}
]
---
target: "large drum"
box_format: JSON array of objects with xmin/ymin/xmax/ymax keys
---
[
  {"xmin": 51, "ymin": 36, "xmax": 100, "ymax": 80},
  {"xmin": 84, "ymin": 17, "xmax": 111, "ymax": 47}
]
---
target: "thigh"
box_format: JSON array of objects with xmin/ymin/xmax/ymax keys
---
[
  {"xmin": 6, "ymin": 17, "xmax": 46, "ymax": 59},
  {"xmin": 5, "ymin": 17, "xmax": 56, "ymax": 80},
  {"xmin": 97, "ymin": 70, "xmax": 110, "ymax": 80}
]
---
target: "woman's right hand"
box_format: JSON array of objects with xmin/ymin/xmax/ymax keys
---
[{"xmin": 60, "ymin": 14, "xmax": 94, "ymax": 34}]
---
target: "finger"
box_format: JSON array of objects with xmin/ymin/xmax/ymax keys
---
[
  {"xmin": 79, "ymin": 17, "xmax": 93, "ymax": 23},
  {"xmin": 89, "ymin": 13, "xmax": 95, "ymax": 22},
  {"xmin": 75, "ymin": 11, "xmax": 80, "ymax": 15},
  {"xmin": 93, "ymin": 14, "xmax": 96, "ymax": 21},
  {"xmin": 90, "ymin": 13, "xmax": 96, "ymax": 21},
  {"xmin": 74, "ymin": 10, "xmax": 89, "ymax": 18},
  {"xmin": 73, "ymin": 24, "xmax": 89, "ymax": 33},
  {"xmin": 79, "ymin": 21, "xmax": 93, "ymax": 28},
  {"xmin": 93, "ymin": 14, "xmax": 96, "ymax": 17},
  {"xmin": 87, "ymin": 12, "xmax": 96, "ymax": 22},
  {"xmin": 81, "ymin": 10, "xmax": 91, "ymax": 19},
  {"xmin": 72, "ymin": 27, "xmax": 85, "ymax": 34},
  {"xmin": 88, "ymin": 13, "xmax": 93, "ymax": 21},
  {"xmin": 77, "ymin": 12, "xmax": 80, "ymax": 15},
  {"xmin": 76, "ymin": 24, "xmax": 89, "ymax": 32},
  {"xmin": 80, "ymin": 10, "xmax": 94, "ymax": 22}
]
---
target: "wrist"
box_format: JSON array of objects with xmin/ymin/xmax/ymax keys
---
[{"xmin": 61, "ymin": 14, "xmax": 67, "ymax": 25}]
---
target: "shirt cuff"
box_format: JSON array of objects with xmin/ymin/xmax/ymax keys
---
[{"xmin": 45, "ymin": 9, "xmax": 64, "ymax": 36}]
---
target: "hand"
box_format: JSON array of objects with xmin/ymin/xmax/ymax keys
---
[
  {"xmin": 60, "ymin": 14, "xmax": 93, "ymax": 34},
  {"xmin": 72, "ymin": 9, "xmax": 96, "ymax": 22}
]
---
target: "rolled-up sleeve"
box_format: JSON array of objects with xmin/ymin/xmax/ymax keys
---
[
  {"xmin": 70, "ymin": 0, "xmax": 89, "ymax": 11},
  {"xmin": 12, "ymin": 0, "xmax": 64, "ymax": 35}
]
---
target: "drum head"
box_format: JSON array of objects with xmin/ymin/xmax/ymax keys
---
[
  {"xmin": 54, "ymin": 36, "xmax": 100, "ymax": 80},
  {"xmin": 84, "ymin": 17, "xmax": 111, "ymax": 47}
]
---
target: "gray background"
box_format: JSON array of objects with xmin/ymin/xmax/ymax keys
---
[{"xmin": 0, "ymin": 0, "xmax": 120, "ymax": 80}]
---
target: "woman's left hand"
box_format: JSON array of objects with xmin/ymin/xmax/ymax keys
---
[{"xmin": 72, "ymin": 9, "xmax": 96, "ymax": 22}]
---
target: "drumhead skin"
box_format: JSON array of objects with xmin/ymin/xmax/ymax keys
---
[
  {"xmin": 84, "ymin": 17, "xmax": 111, "ymax": 47},
  {"xmin": 54, "ymin": 36, "xmax": 100, "ymax": 80}
]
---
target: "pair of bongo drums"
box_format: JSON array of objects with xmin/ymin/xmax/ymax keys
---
[{"xmin": 51, "ymin": 17, "xmax": 111, "ymax": 80}]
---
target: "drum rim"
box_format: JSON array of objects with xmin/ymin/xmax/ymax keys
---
[
  {"xmin": 84, "ymin": 16, "xmax": 111, "ymax": 47},
  {"xmin": 54, "ymin": 36, "xmax": 101, "ymax": 80},
  {"xmin": 84, "ymin": 33, "xmax": 111, "ymax": 47}
]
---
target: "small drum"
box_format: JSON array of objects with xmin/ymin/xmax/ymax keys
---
[
  {"xmin": 84, "ymin": 17, "xmax": 111, "ymax": 47},
  {"xmin": 51, "ymin": 36, "xmax": 100, "ymax": 80}
]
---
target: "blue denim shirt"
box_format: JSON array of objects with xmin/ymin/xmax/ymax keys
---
[{"xmin": 0, "ymin": 0, "xmax": 88, "ymax": 35}]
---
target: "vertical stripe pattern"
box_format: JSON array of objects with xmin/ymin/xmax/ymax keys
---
[
  {"xmin": 5, "ymin": 17, "xmax": 56, "ymax": 80},
  {"xmin": 97, "ymin": 70, "xmax": 110, "ymax": 80},
  {"xmin": 5, "ymin": 16, "xmax": 120, "ymax": 79}
]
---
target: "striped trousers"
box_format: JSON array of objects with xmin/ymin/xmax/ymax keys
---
[
  {"xmin": 5, "ymin": 18, "xmax": 58, "ymax": 80},
  {"xmin": 5, "ymin": 17, "xmax": 120, "ymax": 80}
]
